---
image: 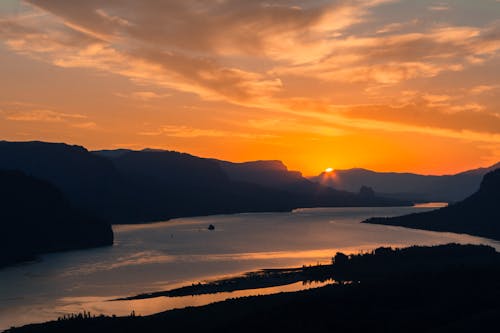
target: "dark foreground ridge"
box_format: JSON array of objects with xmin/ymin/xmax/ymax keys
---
[
  {"xmin": 6, "ymin": 243, "xmax": 500, "ymax": 333},
  {"xmin": 0, "ymin": 170, "xmax": 113, "ymax": 268},
  {"xmin": 364, "ymin": 168, "xmax": 500, "ymax": 240}
]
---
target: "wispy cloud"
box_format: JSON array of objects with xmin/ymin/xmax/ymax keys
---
[
  {"xmin": 71, "ymin": 121, "xmax": 97, "ymax": 129},
  {"xmin": 428, "ymin": 3, "xmax": 450, "ymax": 12},
  {"xmin": 469, "ymin": 84, "xmax": 499, "ymax": 95},
  {"xmin": 115, "ymin": 91, "xmax": 171, "ymax": 101},
  {"xmin": 0, "ymin": 0, "xmax": 400, "ymax": 103},
  {"xmin": 3, "ymin": 109, "xmax": 86, "ymax": 122},
  {"xmin": 139, "ymin": 125, "xmax": 277, "ymax": 139},
  {"xmin": 275, "ymin": 24, "xmax": 499, "ymax": 84},
  {"xmin": 1, "ymin": 107, "xmax": 97, "ymax": 130}
]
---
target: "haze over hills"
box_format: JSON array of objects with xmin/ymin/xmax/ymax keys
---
[
  {"xmin": 216, "ymin": 160, "xmax": 305, "ymax": 189},
  {"xmin": 365, "ymin": 168, "xmax": 500, "ymax": 241},
  {"xmin": 0, "ymin": 141, "xmax": 409, "ymax": 225},
  {"xmin": 309, "ymin": 162, "xmax": 500, "ymax": 203},
  {"xmin": 215, "ymin": 159, "xmax": 344, "ymax": 195},
  {"xmin": 0, "ymin": 170, "xmax": 113, "ymax": 267}
]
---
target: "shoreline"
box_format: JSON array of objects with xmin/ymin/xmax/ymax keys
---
[
  {"xmin": 6, "ymin": 243, "xmax": 500, "ymax": 333},
  {"xmin": 114, "ymin": 266, "xmax": 335, "ymax": 300},
  {"xmin": 111, "ymin": 202, "xmax": 419, "ymax": 226}
]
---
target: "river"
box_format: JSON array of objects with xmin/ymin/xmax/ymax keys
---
[{"xmin": 1, "ymin": 205, "xmax": 498, "ymax": 330}]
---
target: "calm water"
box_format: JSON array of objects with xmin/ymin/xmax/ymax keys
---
[{"xmin": 1, "ymin": 205, "xmax": 499, "ymax": 330}]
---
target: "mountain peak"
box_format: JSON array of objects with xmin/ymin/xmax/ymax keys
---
[
  {"xmin": 478, "ymin": 168, "xmax": 500, "ymax": 193},
  {"xmin": 0, "ymin": 140, "xmax": 88, "ymax": 153}
]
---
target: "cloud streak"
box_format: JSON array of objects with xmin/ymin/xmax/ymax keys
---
[
  {"xmin": 1, "ymin": 106, "xmax": 97, "ymax": 130},
  {"xmin": 139, "ymin": 125, "xmax": 277, "ymax": 140},
  {"xmin": 3, "ymin": 109, "xmax": 86, "ymax": 122}
]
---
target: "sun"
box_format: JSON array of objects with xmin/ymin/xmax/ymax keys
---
[{"xmin": 325, "ymin": 167, "xmax": 334, "ymax": 173}]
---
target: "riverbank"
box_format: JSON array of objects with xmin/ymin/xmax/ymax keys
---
[
  {"xmin": 6, "ymin": 243, "xmax": 500, "ymax": 333},
  {"xmin": 114, "ymin": 267, "xmax": 330, "ymax": 300}
]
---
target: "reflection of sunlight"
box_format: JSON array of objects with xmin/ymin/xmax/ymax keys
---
[
  {"xmin": 57, "ymin": 280, "xmax": 334, "ymax": 318},
  {"xmin": 61, "ymin": 251, "xmax": 176, "ymax": 276},
  {"xmin": 60, "ymin": 248, "xmax": 379, "ymax": 277},
  {"xmin": 114, "ymin": 219, "xmax": 206, "ymax": 232},
  {"xmin": 413, "ymin": 202, "xmax": 448, "ymax": 208},
  {"xmin": 196, "ymin": 248, "xmax": 369, "ymax": 263}
]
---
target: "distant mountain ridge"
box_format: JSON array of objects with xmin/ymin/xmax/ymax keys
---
[
  {"xmin": 0, "ymin": 140, "xmax": 409, "ymax": 225},
  {"xmin": 364, "ymin": 168, "xmax": 500, "ymax": 241},
  {"xmin": 309, "ymin": 162, "xmax": 500, "ymax": 203}
]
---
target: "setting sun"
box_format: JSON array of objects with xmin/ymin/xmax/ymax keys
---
[{"xmin": 325, "ymin": 168, "xmax": 334, "ymax": 173}]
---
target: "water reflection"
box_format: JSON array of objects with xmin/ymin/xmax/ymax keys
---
[
  {"xmin": 58, "ymin": 280, "xmax": 334, "ymax": 318},
  {"xmin": 413, "ymin": 202, "xmax": 449, "ymax": 208}
]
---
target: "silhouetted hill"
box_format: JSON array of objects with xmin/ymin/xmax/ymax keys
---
[
  {"xmin": 365, "ymin": 168, "xmax": 500, "ymax": 240},
  {"xmin": 0, "ymin": 170, "xmax": 113, "ymax": 267},
  {"xmin": 309, "ymin": 162, "xmax": 500, "ymax": 203},
  {"xmin": 457, "ymin": 162, "xmax": 500, "ymax": 176},
  {"xmin": 93, "ymin": 149, "xmax": 133, "ymax": 159},
  {"xmin": 217, "ymin": 160, "xmax": 306, "ymax": 188}
]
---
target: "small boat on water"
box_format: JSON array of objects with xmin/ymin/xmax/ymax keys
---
[{"xmin": 208, "ymin": 224, "xmax": 215, "ymax": 231}]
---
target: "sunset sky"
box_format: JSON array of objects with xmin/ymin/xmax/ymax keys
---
[{"xmin": 1, "ymin": 0, "xmax": 499, "ymax": 175}]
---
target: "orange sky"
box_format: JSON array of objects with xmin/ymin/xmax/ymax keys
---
[{"xmin": 1, "ymin": 0, "xmax": 499, "ymax": 176}]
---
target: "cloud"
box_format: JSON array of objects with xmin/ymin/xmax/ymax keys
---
[
  {"xmin": 71, "ymin": 121, "xmax": 97, "ymax": 129},
  {"xmin": 428, "ymin": 3, "xmax": 450, "ymax": 12},
  {"xmin": 1, "ymin": 107, "xmax": 98, "ymax": 130},
  {"xmin": 247, "ymin": 117, "xmax": 348, "ymax": 137},
  {"xmin": 377, "ymin": 22, "xmax": 410, "ymax": 34},
  {"xmin": 3, "ymin": 1, "xmax": 499, "ymax": 97},
  {"xmin": 0, "ymin": 0, "xmax": 397, "ymax": 103},
  {"xmin": 338, "ymin": 103, "xmax": 500, "ymax": 136},
  {"xmin": 275, "ymin": 24, "xmax": 500, "ymax": 84},
  {"xmin": 139, "ymin": 125, "xmax": 276, "ymax": 139},
  {"xmin": 469, "ymin": 84, "xmax": 499, "ymax": 95},
  {"xmin": 1, "ymin": 2, "xmax": 283, "ymax": 103},
  {"xmin": 421, "ymin": 94, "xmax": 452, "ymax": 107},
  {"xmin": 3, "ymin": 109, "xmax": 86, "ymax": 122},
  {"xmin": 115, "ymin": 91, "xmax": 171, "ymax": 101},
  {"xmin": 254, "ymin": 94, "xmax": 500, "ymax": 146},
  {"xmin": 287, "ymin": 106, "xmax": 500, "ymax": 145}
]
